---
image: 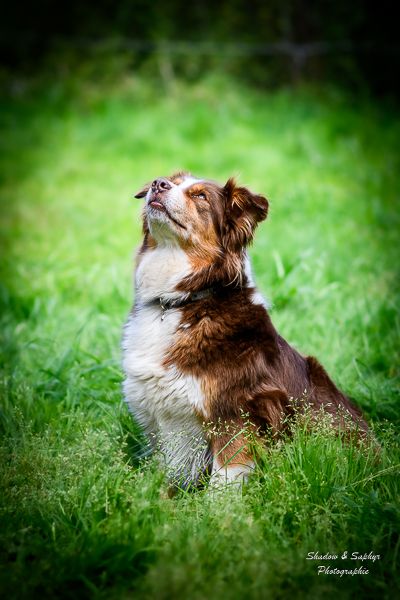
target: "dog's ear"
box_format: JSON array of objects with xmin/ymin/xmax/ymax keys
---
[
  {"xmin": 221, "ymin": 178, "xmax": 269, "ymax": 251},
  {"xmin": 134, "ymin": 183, "xmax": 151, "ymax": 199}
]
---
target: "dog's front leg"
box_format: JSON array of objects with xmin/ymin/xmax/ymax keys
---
[
  {"xmin": 209, "ymin": 431, "xmax": 254, "ymax": 488},
  {"xmin": 158, "ymin": 418, "xmax": 211, "ymax": 491}
]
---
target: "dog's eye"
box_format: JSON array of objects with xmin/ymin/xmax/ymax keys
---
[{"xmin": 192, "ymin": 192, "xmax": 207, "ymax": 200}]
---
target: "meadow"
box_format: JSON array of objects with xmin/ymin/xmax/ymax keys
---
[{"xmin": 0, "ymin": 72, "xmax": 399, "ymax": 598}]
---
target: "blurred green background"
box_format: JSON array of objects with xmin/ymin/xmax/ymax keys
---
[
  {"xmin": 1, "ymin": 0, "xmax": 399, "ymax": 96},
  {"xmin": 1, "ymin": 2, "xmax": 399, "ymax": 599}
]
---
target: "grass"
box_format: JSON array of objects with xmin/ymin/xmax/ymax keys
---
[{"xmin": 0, "ymin": 71, "xmax": 399, "ymax": 599}]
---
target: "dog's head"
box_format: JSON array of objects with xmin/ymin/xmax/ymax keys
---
[
  {"xmin": 135, "ymin": 172, "xmax": 268, "ymax": 254},
  {"xmin": 135, "ymin": 172, "xmax": 268, "ymax": 289}
]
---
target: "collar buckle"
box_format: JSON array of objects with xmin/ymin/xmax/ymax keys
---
[{"xmin": 159, "ymin": 297, "xmax": 167, "ymax": 321}]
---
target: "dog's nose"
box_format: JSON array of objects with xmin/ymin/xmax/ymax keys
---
[{"xmin": 151, "ymin": 178, "xmax": 172, "ymax": 193}]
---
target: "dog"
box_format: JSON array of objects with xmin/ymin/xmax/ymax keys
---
[{"xmin": 122, "ymin": 172, "xmax": 368, "ymax": 489}]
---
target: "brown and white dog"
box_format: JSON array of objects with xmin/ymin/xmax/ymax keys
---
[{"xmin": 122, "ymin": 172, "xmax": 368, "ymax": 489}]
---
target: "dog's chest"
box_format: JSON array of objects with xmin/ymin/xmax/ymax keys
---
[{"xmin": 123, "ymin": 302, "xmax": 206, "ymax": 425}]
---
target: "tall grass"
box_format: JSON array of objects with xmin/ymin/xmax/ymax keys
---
[{"xmin": 0, "ymin": 73, "xmax": 399, "ymax": 598}]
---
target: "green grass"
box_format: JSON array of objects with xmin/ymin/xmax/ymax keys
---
[{"xmin": 0, "ymin": 73, "xmax": 399, "ymax": 599}]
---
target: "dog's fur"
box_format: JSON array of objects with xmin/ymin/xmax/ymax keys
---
[{"xmin": 122, "ymin": 172, "xmax": 368, "ymax": 488}]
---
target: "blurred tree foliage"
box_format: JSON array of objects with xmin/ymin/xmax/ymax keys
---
[{"xmin": 0, "ymin": 0, "xmax": 398, "ymax": 96}]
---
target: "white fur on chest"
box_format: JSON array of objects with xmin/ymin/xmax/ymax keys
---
[
  {"xmin": 123, "ymin": 304, "xmax": 205, "ymax": 421},
  {"xmin": 122, "ymin": 245, "xmax": 209, "ymax": 485}
]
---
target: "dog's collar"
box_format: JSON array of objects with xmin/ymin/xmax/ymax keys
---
[{"xmin": 157, "ymin": 288, "xmax": 215, "ymax": 321}]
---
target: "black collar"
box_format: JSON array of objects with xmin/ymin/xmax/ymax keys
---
[{"xmin": 155, "ymin": 288, "xmax": 215, "ymax": 321}]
